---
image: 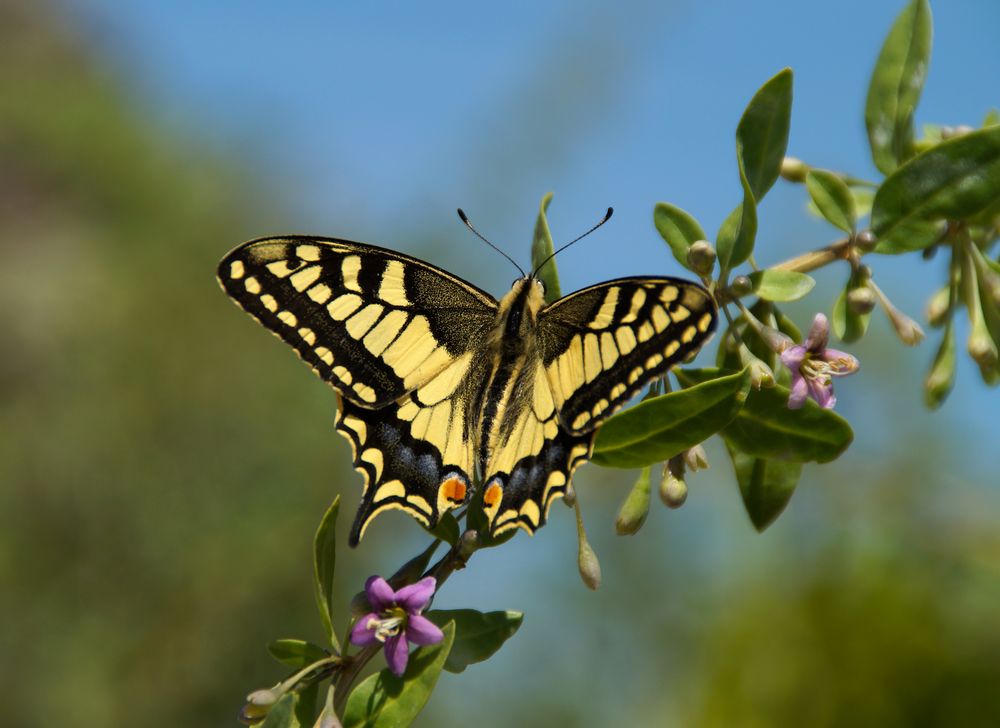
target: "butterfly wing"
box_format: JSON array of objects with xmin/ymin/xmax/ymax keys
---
[
  {"xmin": 480, "ymin": 277, "xmax": 717, "ymax": 537},
  {"xmin": 539, "ymin": 277, "xmax": 717, "ymax": 433},
  {"xmin": 218, "ymin": 236, "xmax": 498, "ymax": 544}
]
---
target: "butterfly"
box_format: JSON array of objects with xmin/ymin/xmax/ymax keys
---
[{"xmin": 218, "ymin": 230, "xmax": 717, "ymax": 546}]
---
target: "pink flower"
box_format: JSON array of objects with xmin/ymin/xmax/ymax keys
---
[
  {"xmin": 349, "ymin": 576, "xmax": 443, "ymax": 676},
  {"xmin": 780, "ymin": 314, "xmax": 859, "ymax": 410}
]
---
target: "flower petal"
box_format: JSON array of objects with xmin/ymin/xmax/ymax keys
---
[
  {"xmin": 350, "ymin": 614, "xmax": 381, "ymax": 646},
  {"xmin": 808, "ymin": 377, "xmax": 836, "ymax": 409},
  {"xmin": 780, "ymin": 345, "xmax": 807, "ymax": 370},
  {"xmin": 384, "ymin": 634, "xmax": 409, "ymax": 677},
  {"xmin": 395, "ymin": 576, "xmax": 437, "ymax": 613},
  {"xmin": 787, "ymin": 373, "xmax": 809, "ymax": 409},
  {"xmin": 406, "ymin": 615, "xmax": 445, "ymax": 646},
  {"xmin": 820, "ymin": 349, "xmax": 860, "ymax": 376},
  {"xmin": 364, "ymin": 576, "xmax": 395, "ymax": 612},
  {"xmin": 805, "ymin": 313, "xmax": 830, "ymax": 353}
]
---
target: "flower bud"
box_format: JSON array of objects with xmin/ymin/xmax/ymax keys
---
[
  {"xmin": 779, "ymin": 156, "xmax": 809, "ymax": 183},
  {"xmin": 968, "ymin": 320, "xmax": 999, "ymax": 368},
  {"xmin": 247, "ymin": 688, "xmax": 280, "ymax": 707},
  {"xmin": 759, "ymin": 325, "xmax": 793, "ymax": 354},
  {"xmin": 739, "ymin": 345, "xmax": 774, "ymax": 389},
  {"xmin": 615, "ymin": 467, "xmax": 651, "ymax": 536},
  {"xmin": 854, "ymin": 230, "xmax": 877, "ymax": 252},
  {"xmin": 572, "ymin": 499, "xmax": 600, "ymax": 589},
  {"xmin": 846, "ymin": 286, "xmax": 876, "ymax": 315},
  {"xmin": 925, "ymin": 286, "xmax": 951, "ymax": 327},
  {"xmin": 888, "ymin": 308, "xmax": 926, "ymax": 346},
  {"xmin": 659, "ymin": 463, "xmax": 687, "ymax": 509},
  {"xmin": 686, "ymin": 240, "xmax": 717, "ymax": 277},
  {"xmin": 683, "ymin": 444, "xmax": 709, "ymax": 472},
  {"xmin": 730, "ymin": 275, "xmax": 753, "ymax": 298},
  {"xmin": 924, "ymin": 327, "xmax": 956, "ymax": 409},
  {"xmin": 239, "ymin": 688, "xmax": 282, "ymax": 724}
]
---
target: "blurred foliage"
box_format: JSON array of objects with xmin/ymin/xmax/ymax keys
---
[{"xmin": 3, "ymin": 2, "xmax": 1000, "ymax": 727}]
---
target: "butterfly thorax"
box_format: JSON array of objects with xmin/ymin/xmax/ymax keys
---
[{"xmin": 476, "ymin": 277, "xmax": 547, "ymax": 472}]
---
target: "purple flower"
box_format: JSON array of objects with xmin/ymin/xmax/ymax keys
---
[
  {"xmin": 350, "ymin": 575, "xmax": 443, "ymax": 676},
  {"xmin": 780, "ymin": 313, "xmax": 859, "ymax": 410}
]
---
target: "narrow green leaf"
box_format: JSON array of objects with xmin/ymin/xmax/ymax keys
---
[
  {"xmin": 267, "ymin": 639, "xmax": 329, "ymax": 670},
  {"xmin": 342, "ymin": 622, "xmax": 455, "ymax": 728},
  {"xmin": 313, "ymin": 496, "xmax": 341, "ymax": 652},
  {"xmin": 294, "ymin": 682, "xmax": 320, "ymax": 728},
  {"xmin": 736, "ymin": 68, "xmax": 794, "ymax": 202},
  {"xmin": 805, "ymin": 169, "xmax": 856, "ymax": 232},
  {"xmin": 831, "ymin": 270, "xmax": 872, "ymax": 342},
  {"xmin": 592, "ymin": 368, "xmax": 751, "ymax": 468},
  {"xmin": 260, "ymin": 694, "xmax": 297, "ymax": 728},
  {"xmin": 984, "ymin": 108, "xmax": 1000, "ymax": 128},
  {"xmin": 676, "ymin": 369, "xmax": 853, "ymax": 463},
  {"xmin": 865, "ymin": 0, "xmax": 933, "ymax": 174},
  {"xmin": 748, "ymin": 269, "xmax": 816, "ymax": 302},
  {"xmin": 424, "ymin": 511, "xmax": 460, "ymax": 546},
  {"xmin": 425, "ymin": 609, "xmax": 523, "ymax": 673},
  {"xmin": 531, "ymin": 192, "xmax": 561, "ymax": 303},
  {"xmin": 727, "ymin": 444, "xmax": 803, "ymax": 532},
  {"xmin": 873, "ymin": 126, "xmax": 1000, "ymax": 253},
  {"xmin": 654, "ymin": 202, "xmax": 706, "ymax": 270},
  {"xmin": 716, "ymin": 170, "xmax": 757, "ymax": 272}
]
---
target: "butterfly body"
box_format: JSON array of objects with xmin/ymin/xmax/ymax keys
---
[{"xmin": 219, "ymin": 236, "xmax": 716, "ymax": 545}]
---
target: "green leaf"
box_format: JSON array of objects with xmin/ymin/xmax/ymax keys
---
[
  {"xmin": 294, "ymin": 682, "xmax": 320, "ymax": 728},
  {"xmin": 805, "ymin": 169, "xmax": 856, "ymax": 232},
  {"xmin": 727, "ymin": 444, "xmax": 803, "ymax": 532},
  {"xmin": 267, "ymin": 639, "xmax": 329, "ymax": 670},
  {"xmin": 748, "ymin": 269, "xmax": 816, "ymax": 302},
  {"xmin": 715, "ymin": 171, "xmax": 757, "ymax": 272},
  {"xmin": 865, "ymin": 0, "xmax": 932, "ymax": 174},
  {"xmin": 313, "ymin": 496, "xmax": 341, "ymax": 651},
  {"xmin": 342, "ymin": 622, "xmax": 455, "ymax": 728},
  {"xmin": 831, "ymin": 270, "xmax": 872, "ymax": 342},
  {"xmin": 984, "ymin": 108, "xmax": 1000, "ymax": 128},
  {"xmin": 591, "ymin": 368, "xmax": 751, "ymax": 468},
  {"xmin": 425, "ymin": 609, "xmax": 523, "ymax": 673},
  {"xmin": 675, "ymin": 369, "xmax": 853, "ymax": 463},
  {"xmin": 260, "ymin": 694, "xmax": 298, "ymax": 728},
  {"xmin": 736, "ymin": 68, "xmax": 794, "ymax": 202},
  {"xmin": 654, "ymin": 202, "xmax": 706, "ymax": 270},
  {"xmin": 531, "ymin": 192, "xmax": 561, "ymax": 303},
  {"xmin": 873, "ymin": 126, "xmax": 1000, "ymax": 253},
  {"xmin": 424, "ymin": 511, "xmax": 460, "ymax": 546}
]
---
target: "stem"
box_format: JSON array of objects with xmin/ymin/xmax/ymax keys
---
[
  {"xmin": 332, "ymin": 645, "xmax": 379, "ymax": 716},
  {"xmin": 769, "ymin": 236, "xmax": 852, "ymax": 273}
]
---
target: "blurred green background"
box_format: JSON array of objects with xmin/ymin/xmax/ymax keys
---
[{"xmin": 3, "ymin": 1, "xmax": 999, "ymax": 726}]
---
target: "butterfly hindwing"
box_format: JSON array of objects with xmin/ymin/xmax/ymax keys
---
[{"xmin": 538, "ymin": 277, "xmax": 718, "ymax": 433}]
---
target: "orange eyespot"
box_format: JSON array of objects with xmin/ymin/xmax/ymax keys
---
[
  {"xmin": 440, "ymin": 476, "xmax": 467, "ymax": 504},
  {"xmin": 483, "ymin": 482, "xmax": 503, "ymax": 509}
]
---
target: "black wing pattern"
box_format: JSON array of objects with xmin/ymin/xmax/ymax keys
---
[
  {"xmin": 478, "ymin": 278, "xmax": 717, "ymax": 537},
  {"xmin": 218, "ymin": 236, "xmax": 497, "ymax": 544}
]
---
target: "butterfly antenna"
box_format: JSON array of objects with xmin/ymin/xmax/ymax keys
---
[
  {"xmin": 457, "ymin": 209, "xmax": 525, "ymax": 277},
  {"xmin": 532, "ymin": 207, "xmax": 613, "ymax": 278}
]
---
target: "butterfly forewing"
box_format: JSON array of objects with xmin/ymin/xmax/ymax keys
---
[{"xmin": 538, "ymin": 277, "xmax": 717, "ymax": 433}]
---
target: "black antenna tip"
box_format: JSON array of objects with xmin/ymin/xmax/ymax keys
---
[
  {"xmin": 604, "ymin": 207, "xmax": 614, "ymax": 222},
  {"xmin": 457, "ymin": 208, "xmax": 469, "ymax": 223}
]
